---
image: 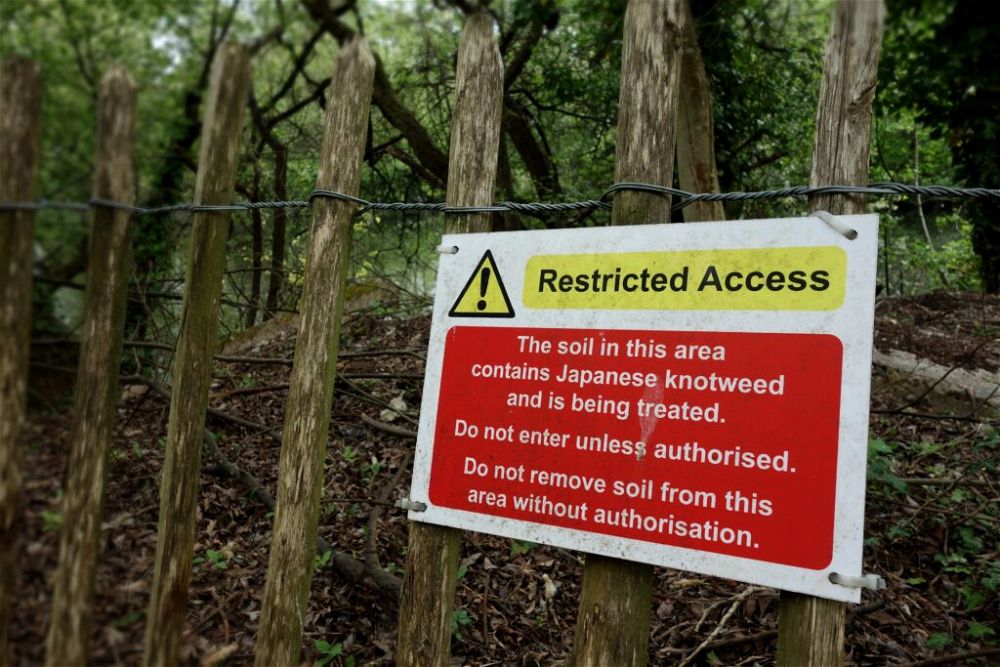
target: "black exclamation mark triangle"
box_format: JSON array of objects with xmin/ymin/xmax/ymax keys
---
[{"xmin": 448, "ymin": 250, "xmax": 515, "ymax": 318}]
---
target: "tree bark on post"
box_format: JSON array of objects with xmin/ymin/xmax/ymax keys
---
[
  {"xmin": 777, "ymin": 2, "xmax": 884, "ymax": 666},
  {"xmin": 0, "ymin": 56, "xmax": 42, "ymax": 667},
  {"xmin": 569, "ymin": 2, "xmax": 685, "ymax": 666},
  {"xmin": 254, "ymin": 38, "xmax": 375, "ymax": 666},
  {"xmin": 142, "ymin": 43, "xmax": 251, "ymax": 667},
  {"xmin": 396, "ymin": 13, "xmax": 503, "ymax": 667},
  {"xmin": 45, "ymin": 65, "xmax": 137, "ymax": 667},
  {"xmin": 676, "ymin": 0, "xmax": 725, "ymax": 223}
]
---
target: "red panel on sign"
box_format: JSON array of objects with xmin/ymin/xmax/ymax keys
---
[{"xmin": 427, "ymin": 326, "xmax": 843, "ymax": 569}]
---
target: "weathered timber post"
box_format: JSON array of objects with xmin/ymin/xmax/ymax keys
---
[
  {"xmin": 569, "ymin": 2, "xmax": 685, "ymax": 665},
  {"xmin": 676, "ymin": 0, "xmax": 725, "ymax": 223},
  {"xmin": 254, "ymin": 38, "xmax": 375, "ymax": 666},
  {"xmin": 142, "ymin": 43, "xmax": 251, "ymax": 667},
  {"xmin": 0, "ymin": 56, "xmax": 42, "ymax": 667},
  {"xmin": 776, "ymin": 2, "xmax": 884, "ymax": 666},
  {"xmin": 396, "ymin": 13, "xmax": 503, "ymax": 667},
  {"xmin": 45, "ymin": 65, "xmax": 137, "ymax": 667}
]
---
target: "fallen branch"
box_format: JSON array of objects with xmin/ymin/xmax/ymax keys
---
[
  {"xmin": 365, "ymin": 451, "xmax": 413, "ymax": 573},
  {"xmin": 121, "ymin": 374, "xmax": 289, "ymax": 443},
  {"xmin": 124, "ymin": 375, "xmax": 286, "ymax": 444},
  {"xmin": 360, "ymin": 413, "xmax": 417, "ymax": 439},
  {"xmin": 871, "ymin": 408, "xmax": 998, "ymax": 424},
  {"xmin": 668, "ymin": 598, "xmax": 886, "ymax": 656},
  {"xmin": 339, "ymin": 377, "xmax": 419, "ymax": 425},
  {"xmin": 201, "ymin": 431, "xmax": 402, "ymax": 600},
  {"xmin": 874, "ymin": 345, "xmax": 1000, "ymax": 409},
  {"xmin": 679, "ymin": 586, "xmax": 765, "ymax": 667},
  {"xmin": 122, "ymin": 374, "xmax": 403, "ymax": 598},
  {"xmin": 32, "ymin": 338, "xmax": 426, "ymax": 366},
  {"xmin": 895, "ymin": 477, "xmax": 990, "ymax": 487},
  {"xmin": 894, "ymin": 647, "xmax": 1000, "ymax": 667}
]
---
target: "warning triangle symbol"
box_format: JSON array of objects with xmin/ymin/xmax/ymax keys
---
[{"xmin": 449, "ymin": 250, "xmax": 515, "ymax": 318}]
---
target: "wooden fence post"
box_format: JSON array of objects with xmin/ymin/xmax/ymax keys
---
[
  {"xmin": 676, "ymin": 0, "xmax": 725, "ymax": 223},
  {"xmin": 45, "ymin": 65, "xmax": 137, "ymax": 667},
  {"xmin": 776, "ymin": 1, "xmax": 884, "ymax": 666},
  {"xmin": 142, "ymin": 43, "xmax": 251, "ymax": 667},
  {"xmin": 0, "ymin": 56, "xmax": 43, "ymax": 667},
  {"xmin": 396, "ymin": 13, "xmax": 503, "ymax": 667},
  {"xmin": 254, "ymin": 38, "xmax": 375, "ymax": 666},
  {"xmin": 569, "ymin": 2, "xmax": 685, "ymax": 665}
]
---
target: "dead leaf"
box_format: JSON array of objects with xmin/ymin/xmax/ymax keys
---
[
  {"xmin": 201, "ymin": 643, "xmax": 238, "ymax": 666},
  {"xmin": 379, "ymin": 394, "xmax": 408, "ymax": 422}
]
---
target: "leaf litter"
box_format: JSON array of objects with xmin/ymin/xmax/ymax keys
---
[{"xmin": 9, "ymin": 290, "xmax": 999, "ymax": 665}]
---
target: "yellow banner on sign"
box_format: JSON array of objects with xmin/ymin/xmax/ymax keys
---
[{"xmin": 523, "ymin": 246, "xmax": 846, "ymax": 310}]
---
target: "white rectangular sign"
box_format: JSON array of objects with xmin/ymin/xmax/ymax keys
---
[{"xmin": 408, "ymin": 215, "xmax": 879, "ymax": 602}]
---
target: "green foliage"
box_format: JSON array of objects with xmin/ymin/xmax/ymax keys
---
[
  {"xmin": 450, "ymin": 608, "xmax": 473, "ymax": 641},
  {"xmin": 41, "ymin": 509, "xmax": 63, "ymax": 533},
  {"xmin": 965, "ymin": 621, "xmax": 995, "ymax": 639},
  {"xmin": 868, "ymin": 426, "xmax": 998, "ymax": 638},
  {"xmin": 313, "ymin": 639, "xmax": 353, "ymax": 667},
  {"xmin": 867, "ymin": 438, "xmax": 908, "ymax": 494},
  {"xmin": 874, "ymin": 204, "xmax": 981, "ymax": 295},
  {"xmin": 880, "ymin": 0, "xmax": 1000, "ymax": 290},
  {"xmin": 341, "ymin": 445, "xmax": 358, "ymax": 465},
  {"xmin": 314, "ymin": 550, "xmax": 333, "ymax": 571},
  {"xmin": 194, "ymin": 548, "xmax": 228, "ymax": 570},
  {"xmin": 695, "ymin": 0, "xmax": 827, "ymax": 218},
  {"xmin": 112, "ymin": 610, "xmax": 144, "ymax": 628},
  {"xmin": 361, "ymin": 455, "xmax": 383, "ymax": 487},
  {"xmin": 510, "ymin": 539, "xmax": 538, "ymax": 557},
  {"xmin": 6, "ymin": 0, "xmax": 992, "ymax": 348}
]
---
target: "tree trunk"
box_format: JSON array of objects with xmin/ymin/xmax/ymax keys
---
[
  {"xmin": 495, "ymin": 135, "xmax": 521, "ymax": 231},
  {"xmin": 264, "ymin": 147, "xmax": 287, "ymax": 317},
  {"xmin": 570, "ymin": 2, "xmax": 685, "ymax": 665},
  {"xmin": 45, "ymin": 66, "xmax": 137, "ymax": 667},
  {"xmin": 246, "ymin": 159, "xmax": 263, "ymax": 328},
  {"xmin": 778, "ymin": 2, "xmax": 884, "ymax": 665},
  {"xmin": 254, "ymin": 38, "xmax": 375, "ymax": 666},
  {"xmin": 676, "ymin": 0, "xmax": 725, "ymax": 223},
  {"xmin": 396, "ymin": 13, "xmax": 503, "ymax": 667},
  {"xmin": 142, "ymin": 43, "xmax": 252, "ymax": 667},
  {"xmin": 0, "ymin": 56, "xmax": 42, "ymax": 667}
]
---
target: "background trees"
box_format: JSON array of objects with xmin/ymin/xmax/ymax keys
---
[{"xmin": 1, "ymin": 0, "xmax": 996, "ymax": 343}]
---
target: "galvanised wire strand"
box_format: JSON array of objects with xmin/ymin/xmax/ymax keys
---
[{"xmin": 1, "ymin": 182, "xmax": 998, "ymax": 216}]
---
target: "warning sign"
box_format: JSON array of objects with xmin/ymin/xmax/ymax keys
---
[
  {"xmin": 449, "ymin": 250, "xmax": 514, "ymax": 318},
  {"xmin": 431, "ymin": 326, "xmax": 843, "ymax": 569},
  {"xmin": 411, "ymin": 215, "xmax": 879, "ymax": 602},
  {"xmin": 524, "ymin": 246, "xmax": 847, "ymax": 310}
]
